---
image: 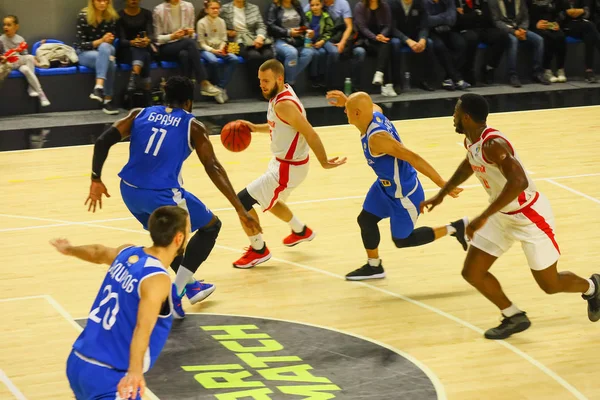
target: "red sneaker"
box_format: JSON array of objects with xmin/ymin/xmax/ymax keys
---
[
  {"xmin": 232, "ymin": 246, "xmax": 272, "ymax": 269},
  {"xmin": 283, "ymin": 226, "xmax": 316, "ymax": 247}
]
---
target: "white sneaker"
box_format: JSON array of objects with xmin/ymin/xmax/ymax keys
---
[
  {"xmin": 544, "ymin": 69, "xmax": 557, "ymax": 83},
  {"xmin": 201, "ymin": 83, "xmax": 221, "ymax": 97},
  {"xmin": 557, "ymin": 69, "xmax": 567, "ymax": 82},
  {"xmin": 381, "ymin": 84, "xmax": 397, "ymax": 97},
  {"xmin": 39, "ymin": 92, "xmax": 50, "ymax": 107},
  {"xmin": 28, "ymin": 86, "xmax": 39, "ymax": 97},
  {"xmin": 372, "ymin": 71, "xmax": 384, "ymax": 86},
  {"xmin": 221, "ymin": 88, "xmax": 229, "ymax": 103}
]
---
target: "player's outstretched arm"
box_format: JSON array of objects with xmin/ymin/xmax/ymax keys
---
[
  {"xmin": 49, "ymin": 238, "xmax": 132, "ymax": 265},
  {"xmin": 86, "ymin": 108, "xmax": 142, "ymax": 213},
  {"xmin": 238, "ymin": 120, "xmax": 270, "ymax": 133},
  {"xmin": 369, "ymin": 133, "xmax": 462, "ymax": 195},
  {"xmin": 118, "ymin": 273, "xmax": 171, "ymax": 400},
  {"xmin": 275, "ymin": 100, "xmax": 347, "ymax": 169},
  {"xmin": 191, "ymin": 120, "xmax": 262, "ymax": 234},
  {"xmin": 421, "ymin": 157, "xmax": 473, "ymax": 213}
]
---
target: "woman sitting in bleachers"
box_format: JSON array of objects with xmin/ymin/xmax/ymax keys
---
[
  {"xmin": 267, "ymin": 0, "xmax": 316, "ymax": 86},
  {"xmin": 117, "ymin": 0, "xmax": 154, "ymax": 93},
  {"xmin": 75, "ymin": 0, "xmax": 119, "ymax": 115},
  {"xmin": 529, "ymin": 0, "xmax": 567, "ymax": 82},
  {"xmin": 220, "ymin": 0, "xmax": 274, "ymax": 95},
  {"xmin": 1, "ymin": 15, "xmax": 50, "ymax": 107},
  {"xmin": 153, "ymin": 0, "xmax": 221, "ymax": 97}
]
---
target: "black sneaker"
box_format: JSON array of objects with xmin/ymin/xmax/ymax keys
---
[
  {"xmin": 509, "ymin": 74, "xmax": 522, "ymax": 88},
  {"xmin": 419, "ymin": 81, "xmax": 435, "ymax": 92},
  {"xmin": 127, "ymin": 73, "xmax": 140, "ymax": 92},
  {"xmin": 102, "ymin": 101, "xmax": 119, "ymax": 115},
  {"xmin": 90, "ymin": 87, "xmax": 104, "ymax": 103},
  {"xmin": 450, "ymin": 217, "xmax": 469, "ymax": 251},
  {"xmin": 345, "ymin": 262, "xmax": 386, "ymax": 281},
  {"xmin": 585, "ymin": 70, "xmax": 597, "ymax": 84},
  {"xmin": 582, "ymin": 274, "xmax": 600, "ymax": 322},
  {"xmin": 482, "ymin": 66, "xmax": 495, "ymax": 85},
  {"xmin": 484, "ymin": 312, "xmax": 531, "ymax": 340},
  {"xmin": 533, "ymin": 72, "xmax": 551, "ymax": 85}
]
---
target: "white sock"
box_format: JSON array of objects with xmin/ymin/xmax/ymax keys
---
[
  {"xmin": 288, "ymin": 216, "xmax": 304, "ymax": 233},
  {"xmin": 446, "ymin": 225, "xmax": 457, "ymax": 235},
  {"xmin": 104, "ymin": 99, "xmax": 111, "ymax": 104},
  {"xmin": 584, "ymin": 279, "xmax": 595, "ymax": 296},
  {"xmin": 249, "ymin": 234, "xmax": 265, "ymax": 250},
  {"xmin": 174, "ymin": 266, "xmax": 195, "ymax": 296},
  {"xmin": 94, "ymin": 84, "xmax": 103, "ymax": 90},
  {"xmin": 368, "ymin": 258, "xmax": 381, "ymax": 267},
  {"xmin": 501, "ymin": 303, "xmax": 522, "ymax": 318}
]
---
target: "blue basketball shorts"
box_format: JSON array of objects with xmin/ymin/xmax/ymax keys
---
[
  {"xmin": 362, "ymin": 180, "xmax": 425, "ymax": 240},
  {"xmin": 120, "ymin": 180, "xmax": 213, "ymax": 232},
  {"xmin": 66, "ymin": 350, "xmax": 141, "ymax": 400}
]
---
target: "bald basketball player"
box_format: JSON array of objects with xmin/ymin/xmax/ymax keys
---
[{"xmin": 326, "ymin": 90, "xmax": 467, "ymax": 280}]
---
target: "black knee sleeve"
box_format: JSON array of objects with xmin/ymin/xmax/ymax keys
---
[
  {"xmin": 357, "ymin": 210, "xmax": 382, "ymax": 250},
  {"xmin": 180, "ymin": 218, "xmax": 222, "ymax": 273},
  {"xmin": 393, "ymin": 227, "xmax": 435, "ymax": 248},
  {"xmin": 238, "ymin": 188, "xmax": 258, "ymax": 212}
]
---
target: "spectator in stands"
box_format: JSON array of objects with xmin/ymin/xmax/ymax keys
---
[
  {"xmin": 594, "ymin": 0, "xmax": 600, "ymax": 31},
  {"xmin": 560, "ymin": 0, "xmax": 600, "ymax": 83},
  {"xmin": 529, "ymin": 0, "xmax": 566, "ymax": 82},
  {"xmin": 1, "ymin": 15, "xmax": 50, "ymax": 106},
  {"xmin": 454, "ymin": 0, "xmax": 509, "ymax": 85},
  {"xmin": 220, "ymin": 0, "xmax": 274, "ymax": 95},
  {"xmin": 117, "ymin": 0, "xmax": 154, "ymax": 93},
  {"xmin": 267, "ymin": 0, "xmax": 316, "ymax": 85},
  {"xmin": 153, "ymin": 0, "xmax": 221, "ymax": 97},
  {"xmin": 354, "ymin": 0, "xmax": 396, "ymax": 96},
  {"xmin": 489, "ymin": 0, "xmax": 550, "ymax": 87},
  {"xmin": 426, "ymin": 0, "xmax": 471, "ymax": 90},
  {"xmin": 75, "ymin": 0, "xmax": 119, "ymax": 114},
  {"xmin": 389, "ymin": 0, "xmax": 436, "ymax": 92},
  {"xmin": 304, "ymin": 0, "xmax": 366, "ymax": 92},
  {"xmin": 306, "ymin": 0, "xmax": 336, "ymax": 89},
  {"xmin": 197, "ymin": 0, "xmax": 239, "ymax": 103}
]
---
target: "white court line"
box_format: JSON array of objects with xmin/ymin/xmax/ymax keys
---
[
  {"xmin": 2, "ymin": 105, "xmax": 599, "ymax": 154},
  {"xmin": 0, "ymin": 369, "xmax": 27, "ymax": 400},
  {"xmin": 2, "ymin": 171, "xmax": 600, "ymax": 233},
  {"xmin": 545, "ymin": 179, "xmax": 600, "ymax": 205},
  {"xmin": 6, "ymin": 218, "xmax": 587, "ymax": 399},
  {"xmin": 0, "ymin": 295, "xmax": 161, "ymax": 400}
]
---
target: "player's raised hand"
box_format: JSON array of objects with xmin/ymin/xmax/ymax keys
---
[
  {"xmin": 117, "ymin": 372, "xmax": 145, "ymax": 399},
  {"xmin": 238, "ymin": 210, "xmax": 262, "ymax": 234},
  {"xmin": 420, "ymin": 194, "xmax": 444, "ymax": 213},
  {"xmin": 326, "ymin": 90, "xmax": 347, "ymax": 107},
  {"xmin": 85, "ymin": 180, "xmax": 111, "ymax": 213},
  {"xmin": 50, "ymin": 238, "xmax": 72, "ymax": 255},
  {"xmin": 321, "ymin": 156, "xmax": 347, "ymax": 169},
  {"xmin": 238, "ymin": 120, "xmax": 257, "ymax": 133}
]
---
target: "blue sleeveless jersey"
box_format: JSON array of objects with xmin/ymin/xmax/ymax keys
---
[
  {"xmin": 361, "ymin": 112, "xmax": 418, "ymax": 198},
  {"xmin": 119, "ymin": 106, "xmax": 197, "ymax": 190},
  {"xmin": 72, "ymin": 246, "xmax": 173, "ymax": 372}
]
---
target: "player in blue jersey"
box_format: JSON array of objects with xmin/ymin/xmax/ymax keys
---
[
  {"xmin": 85, "ymin": 76, "xmax": 261, "ymax": 318},
  {"xmin": 326, "ymin": 90, "xmax": 468, "ymax": 280},
  {"xmin": 51, "ymin": 205, "xmax": 189, "ymax": 400}
]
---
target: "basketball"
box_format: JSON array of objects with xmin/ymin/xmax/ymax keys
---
[{"xmin": 221, "ymin": 121, "xmax": 252, "ymax": 152}]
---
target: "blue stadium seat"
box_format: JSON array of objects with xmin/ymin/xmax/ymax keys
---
[
  {"xmin": 8, "ymin": 70, "xmax": 24, "ymax": 78},
  {"xmin": 566, "ymin": 36, "xmax": 582, "ymax": 44},
  {"xmin": 478, "ymin": 43, "xmax": 488, "ymax": 49},
  {"xmin": 31, "ymin": 39, "xmax": 79, "ymax": 76},
  {"xmin": 78, "ymin": 65, "xmax": 95, "ymax": 74},
  {"xmin": 160, "ymin": 61, "xmax": 179, "ymax": 69}
]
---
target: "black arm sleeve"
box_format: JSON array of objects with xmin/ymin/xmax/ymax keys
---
[{"xmin": 91, "ymin": 126, "xmax": 123, "ymax": 180}]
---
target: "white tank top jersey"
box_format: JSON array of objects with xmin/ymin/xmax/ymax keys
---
[
  {"xmin": 267, "ymin": 84, "xmax": 310, "ymax": 162},
  {"xmin": 465, "ymin": 127, "xmax": 538, "ymax": 213}
]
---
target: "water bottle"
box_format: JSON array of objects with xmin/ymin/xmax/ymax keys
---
[
  {"xmin": 404, "ymin": 72, "xmax": 411, "ymax": 90},
  {"xmin": 304, "ymin": 35, "xmax": 312, "ymax": 48},
  {"xmin": 344, "ymin": 78, "xmax": 352, "ymax": 96}
]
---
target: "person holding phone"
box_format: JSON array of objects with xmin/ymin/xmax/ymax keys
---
[{"xmin": 118, "ymin": 0, "xmax": 155, "ymax": 94}]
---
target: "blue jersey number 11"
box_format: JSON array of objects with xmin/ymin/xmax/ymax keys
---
[{"xmin": 145, "ymin": 127, "xmax": 167, "ymax": 156}]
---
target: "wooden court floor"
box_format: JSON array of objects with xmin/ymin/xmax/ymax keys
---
[{"xmin": 1, "ymin": 105, "xmax": 599, "ymax": 399}]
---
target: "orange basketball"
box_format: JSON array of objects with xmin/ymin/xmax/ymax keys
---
[{"xmin": 221, "ymin": 121, "xmax": 252, "ymax": 152}]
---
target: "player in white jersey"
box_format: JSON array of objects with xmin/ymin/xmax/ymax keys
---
[
  {"xmin": 422, "ymin": 94, "xmax": 600, "ymax": 340},
  {"xmin": 232, "ymin": 59, "xmax": 346, "ymax": 268}
]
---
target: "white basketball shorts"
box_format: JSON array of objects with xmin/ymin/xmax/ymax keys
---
[{"xmin": 470, "ymin": 192, "xmax": 561, "ymax": 270}]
